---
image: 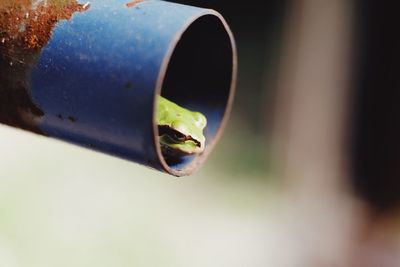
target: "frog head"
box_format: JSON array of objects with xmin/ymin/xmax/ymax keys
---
[{"xmin": 156, "ymin": 96, "xmax": 207, "ymax": 158}]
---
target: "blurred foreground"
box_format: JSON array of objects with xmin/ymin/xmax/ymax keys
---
[{"xmin": 0, "ymin": 123, "xmax": 281, "ymax": 267}]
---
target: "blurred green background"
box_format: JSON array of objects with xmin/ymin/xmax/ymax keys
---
[{"xmin": 0, "ymin": 125, "xmax": 284, "ymax": 267}]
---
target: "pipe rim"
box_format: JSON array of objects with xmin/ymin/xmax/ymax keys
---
[{"xmin": 152, "ymin": 9, "xmax": 237, "ymax": 177}]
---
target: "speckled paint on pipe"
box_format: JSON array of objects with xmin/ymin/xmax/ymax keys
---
[{"xmin": 0, "ymin": 0, "xmax": 237, "ymax": 176}]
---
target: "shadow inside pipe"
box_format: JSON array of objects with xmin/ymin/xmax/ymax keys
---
[{"xmin": 160, "ymin": 14, "xmax": 234, "ymax": 172}]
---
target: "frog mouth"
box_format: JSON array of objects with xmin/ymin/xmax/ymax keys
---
[{"xmin": 158, "ymin": 125, "xmax": 201, "ymax": 147}]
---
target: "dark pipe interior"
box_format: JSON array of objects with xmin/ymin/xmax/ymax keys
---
[{"xmin": 161, "ymin": 14, "xmax": 234, "ymax": 171}]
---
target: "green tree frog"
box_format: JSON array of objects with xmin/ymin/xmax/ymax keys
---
[{"xmin": 156, "ymin": 96, "xmax": 207, "ymax": 158}]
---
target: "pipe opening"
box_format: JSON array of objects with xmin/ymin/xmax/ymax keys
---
[{"xmin": 158, "ymin": 14, "xmax": 235, "ymax": 175}]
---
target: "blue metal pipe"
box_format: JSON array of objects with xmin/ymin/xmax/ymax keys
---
[{"xmin": 0, "ymin": 0, "xmax": 237, "ymax": 176}]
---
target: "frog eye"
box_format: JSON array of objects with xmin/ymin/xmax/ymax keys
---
[
  {"xmin": 171, "ymin": 131, "xmax": 186, "ymax": 142},
  {"xmin": 193, "ymin": 112, "xmax": 207, "ymax": 128}
]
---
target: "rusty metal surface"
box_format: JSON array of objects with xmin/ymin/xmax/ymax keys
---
[{"xmin": 0, "ymin": 0, "xmax": 88, "ymax": 134}]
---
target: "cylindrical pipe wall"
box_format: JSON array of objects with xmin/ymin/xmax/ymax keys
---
[{"xmin": 0, "ymin": 0, "xmax": 237, "ymax": 176}]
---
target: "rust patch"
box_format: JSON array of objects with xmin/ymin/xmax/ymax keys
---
[
  {"xmin": 126, "ymin": 0, "xmax": 145, "ymax": 8},
  {"xmin": 0, "ymin": 0, "xmax": 89, "ymax": 134}
]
